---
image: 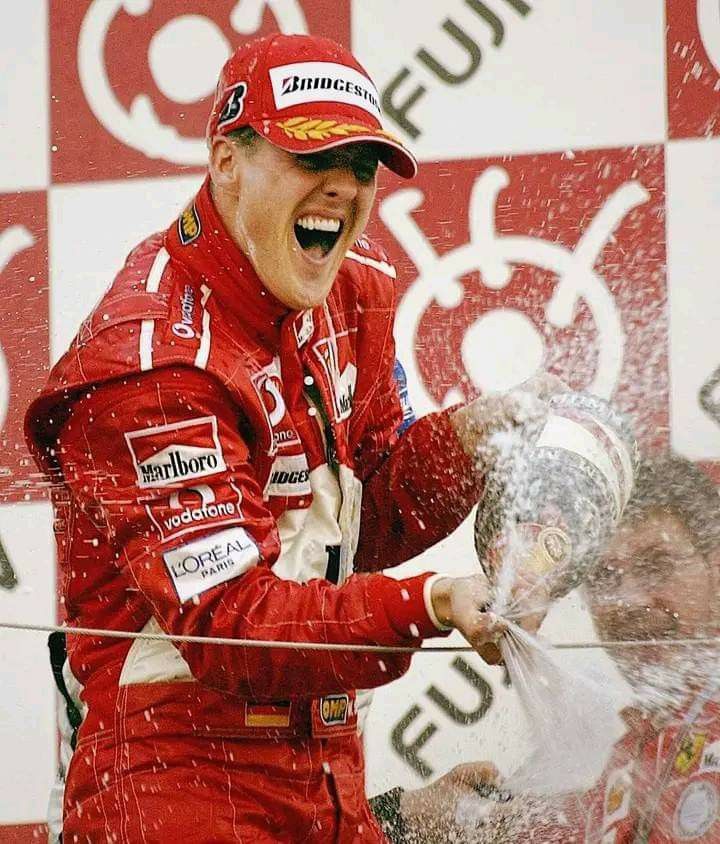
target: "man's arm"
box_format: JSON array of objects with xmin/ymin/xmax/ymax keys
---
[{"xmin": 56, "ymin": 366, "xmax": 483, "ymax": 700}]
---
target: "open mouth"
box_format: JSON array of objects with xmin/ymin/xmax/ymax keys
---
[{"xmin": 294, "ymin": 215, "xmax": 344, "ymax": 260}]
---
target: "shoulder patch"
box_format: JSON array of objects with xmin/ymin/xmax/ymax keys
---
[{"xmin": 178, "ymin": 203, "xmax": 201, "ymax": 246}]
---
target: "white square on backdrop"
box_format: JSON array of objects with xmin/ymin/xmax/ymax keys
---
[{"xmin": 49, "ymin": 174, "xmax": 204, "ymax": 362}]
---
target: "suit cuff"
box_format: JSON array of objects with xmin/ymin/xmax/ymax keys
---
[
  {"xmin": 423, "ymin": 573, "xmax": 454, "ymax": 631},
  {"xmin": 376, "ymin": 571, "xmax": 452, "ymax": 640}
]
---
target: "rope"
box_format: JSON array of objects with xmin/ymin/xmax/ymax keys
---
[{"xmin": 1, "ymin": 620, "xmax": 720, "ymax": 653}]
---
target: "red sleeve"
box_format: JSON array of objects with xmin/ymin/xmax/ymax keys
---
[
  {"xmin": 355, "ymin": 409, "xmax": 485, "ymax": 570},
  {"xmin": 353, "ymin": 302, "xmax": 484, "ymax": 571},
  {"xmin": 56, "ymin": 366, "xmax": 445, "ymax": 700}
]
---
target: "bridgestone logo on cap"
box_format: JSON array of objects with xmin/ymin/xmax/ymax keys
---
[
  {"xmin": 125, "ymin": 417, "xmax": 226, "ymax": 489},
  {"xmin": 269, "ymin": 62, "xmax": 381, "ymax": 122}
]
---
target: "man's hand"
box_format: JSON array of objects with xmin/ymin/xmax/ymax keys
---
[
  {"xmin": 430, "ymin": 573, "xmax": 506, "ymax": 664},
  {"xmin": 450, "ymin": 371, "xmax": 568, "ymax": 470},
  {"xmin": 399, "ymin": 761, "xmax": 501, "ymax": 842},
  {"xmin": 431, "ymin": 568, "xmax": 553, "ymax": 665}
]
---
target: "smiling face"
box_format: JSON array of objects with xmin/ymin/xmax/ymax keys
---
[
  {"xmin": 210, "ymin": 134, "xmax": 379, "ymax": 310},
  {"xmin": 586, "ymin": 508, "xmax": 718, "ymax": 680}
]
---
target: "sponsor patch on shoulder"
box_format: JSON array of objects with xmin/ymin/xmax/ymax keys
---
[
  {"xmin": 178, "ymin": 203, "xmax": 201, "ymax": 246},
  {"xmin": 125, "ymin": 417, "xmax": 226, "ymax": 489},
  {"xmin": 163, "ymin": 525, "xmax": 259, "ymax": 603}
]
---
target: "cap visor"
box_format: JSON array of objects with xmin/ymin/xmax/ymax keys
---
[{"xmin": 251, "ymin": 116, "xmax": 417, "ymax": 179}]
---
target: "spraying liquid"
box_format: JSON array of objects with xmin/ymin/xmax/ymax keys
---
[{"xmin": 475, "ymin": 391, "xmax": 638, "ymax": 795}]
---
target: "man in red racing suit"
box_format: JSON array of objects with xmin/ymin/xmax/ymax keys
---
[{"xmin": 25, "ymin": 33, "xmax": 554, "ymax": 844}]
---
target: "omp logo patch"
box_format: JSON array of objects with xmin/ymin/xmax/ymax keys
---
[
  {"xmin": 163, "ymin": 526, "xmax": 259, "ymax": 603},
  {"xmin": 125, "ymin": 417, "xmax": 226, "ymax": 489},
  {"xmin": 269, "ymin": 62, "xmax": 381, "ymax": 120},
  {"xmin": 178, "ymin": 203, "xmax": 201, "ymax": 246},
  {"xmin": 217, "ymin": 82, "xmax": 248, "ymax": 130},
  {"xmin": 265, "ymin": 454, "xmax": 312, "ymax": 498},
  {"xmin": 320, "ymin": 694, "xmax": 350, "ymax": 726}
]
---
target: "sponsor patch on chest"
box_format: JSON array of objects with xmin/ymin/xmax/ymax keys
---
[
  {"xmin": 163, "ymin": 525, "xmax": 259, "ymax": 603},
  {"xmin": 264, "ymin": 454, "xmax": 312, "ymax": 498},
  {"xmin": 125, "ymin": 416, "xmax": 226, "ymax": 489}
]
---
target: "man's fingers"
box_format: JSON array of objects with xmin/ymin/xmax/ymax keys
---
[
  {"xmin": 475, "ymin": 641, "xmax": 504, "ymax": 665},
  {"xmin": 451, "ymin": 761, "xmax": 500, "ymax": 789}
]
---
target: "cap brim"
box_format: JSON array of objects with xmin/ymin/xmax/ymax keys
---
[{"xmin": 250, "ymin": 116, "xmax": 417, "ymax": 179}]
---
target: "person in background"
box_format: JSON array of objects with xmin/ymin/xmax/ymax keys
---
[
  {"xmin": 27, "ymin": 32, "xmax": 560, "ymax": 843},
  {"xmin": 486, "ymin": 455, "xmax": 720, "ymax": 843},
  {"xmin": 372, "ymin": 456, "xmax": 720, "ymax": 844}
]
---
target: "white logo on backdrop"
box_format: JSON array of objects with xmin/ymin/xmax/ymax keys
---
[
  {"xmin": 380, "ymin": 167, "xmax": 649, "ymax": 415},
  {"xmin": 697, "ymin": 0, "xmax": 720, "ymax": 74},
  {"xmin": 0, "ymin": 226, "xmax": 36, "ymax": 431},
  {"xmin": 78, "ymin": 0, "xmax": 309, "ymax": 164}
]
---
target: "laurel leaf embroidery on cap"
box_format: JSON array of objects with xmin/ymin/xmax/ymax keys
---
[{"xmin": 277, "ymin": 118, "xmax": 372, "ymax": 141}]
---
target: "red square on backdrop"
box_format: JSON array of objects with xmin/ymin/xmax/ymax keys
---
[
  {"xmin": 667, "ymin": 0, "xmax": 720, "ymax": 138},
  {"xmin": 0, "ymin": 192, "xmax": 49, "ymax": 502},
  {"xmin": 371, "ymin": 145, "xmax": 668, "ymax": 454},
  {"xmin": 49, "ymin": 0, "xmax": 352, "ymax": 184}
]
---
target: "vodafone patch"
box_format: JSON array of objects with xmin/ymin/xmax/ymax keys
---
[
  {"xmin": 125, "ymin": 416, "xmax": 226, "ymax": 489},
  {"xmin": 163, "ymin": 526, "xmax": 259, "ymax": 603}
]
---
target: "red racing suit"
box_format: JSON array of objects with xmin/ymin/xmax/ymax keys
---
[
  {"xmin": 25, "ymin": 179, "xmax": 482, "ymax": 843},
  {"xmin": 518, "ymin": 695, "xmax": 720, "ymax": 843}
]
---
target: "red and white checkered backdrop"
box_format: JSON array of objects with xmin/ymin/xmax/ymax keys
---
[{"xmin": 1, "ymin": 0, "xmax": 718, "ymax": 836}]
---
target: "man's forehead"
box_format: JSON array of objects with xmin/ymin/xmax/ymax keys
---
[{"xmin": 593, "ymin": 507, "xmax": 697, "ymax": 570}]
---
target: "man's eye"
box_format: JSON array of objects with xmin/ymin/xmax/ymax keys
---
[
  {"xmin": 352, "ymin": 162, "xmax": 378, "ymax": 184},
  {"xmin": 295, "ymin": 154, "xmax": 325, "ymax": 171}
]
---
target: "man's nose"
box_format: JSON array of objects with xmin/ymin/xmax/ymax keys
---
[{"xmin": 320, "ymin": 166, "xmax": 359, "ymax": 200}]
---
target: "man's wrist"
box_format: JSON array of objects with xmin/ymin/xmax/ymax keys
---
[{"xmin": 429, "ymin": 576, "xmax": 454, "ymax": 629}]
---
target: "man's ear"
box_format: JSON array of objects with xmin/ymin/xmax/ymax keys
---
[{"xmin": 209, "ymin": 136, "xmax": 241, "ymax": 192}]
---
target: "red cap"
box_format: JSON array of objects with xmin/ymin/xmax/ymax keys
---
[{"xmin": 206, "ymin": 33, "xmax": 417, "ymax": 179}]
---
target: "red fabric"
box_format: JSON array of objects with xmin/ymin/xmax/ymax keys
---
[
  {"xmin": 205, "ymin": 33, "xmax": 417, "ymax": 178},
  {"xmin": 64, "ymin": 731, "xmax": 385, "ymax": 843},
  {"xmin": 25, "ymin": 179, "xmax": 480, "ymax": 840},
  {"xmin": 580, "ymin": 699, "xmax": 720, "ymax": 843},
  {"xmin": 524, "ymin": 697, "xmax": 720, "ymax": 843}
]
